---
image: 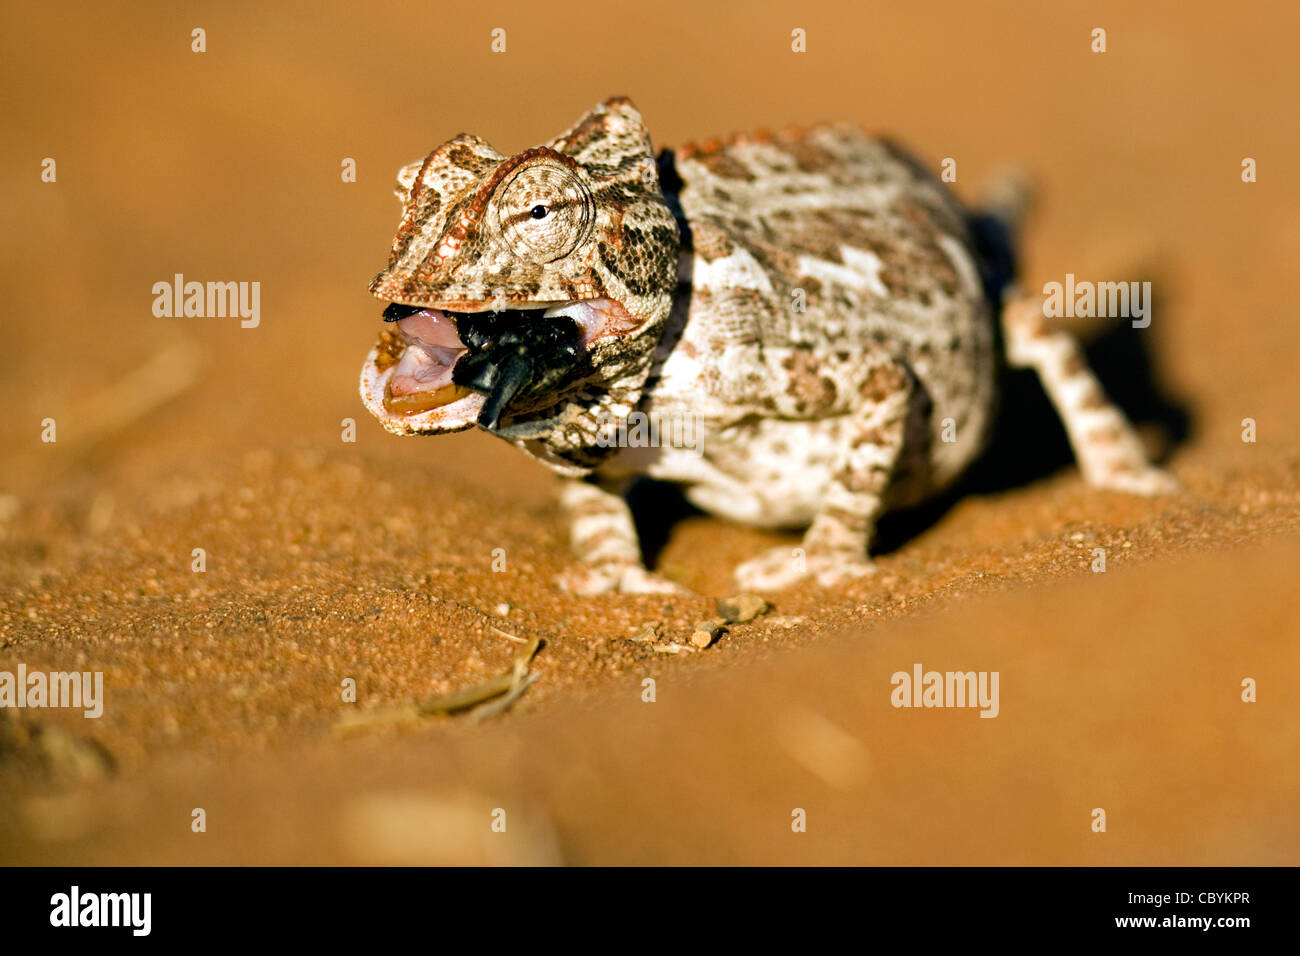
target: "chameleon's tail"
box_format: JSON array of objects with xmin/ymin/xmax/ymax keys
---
[{"xmin": 967, "ymin": 169, "xmax": 1034, "ymax": 309}]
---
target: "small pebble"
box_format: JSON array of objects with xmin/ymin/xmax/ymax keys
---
[
  {"xmin": 690, "ymin": 621, "xmax": 724, "ymax": 648},
  {"xmin": 715, "ymin": 593, "xmax": 770, "ymax": 624},
  {"xmin": 631, "ymin": 623, "xmax": 659, "ymax": 643},
  {"xmin": 765, "ymin": 615, "xmax": 806, "ymax": 629}
]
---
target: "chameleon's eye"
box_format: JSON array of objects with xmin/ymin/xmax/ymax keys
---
[{"xmin": 495, "ymin": 163, "xmax": 593, "ymax": 262}]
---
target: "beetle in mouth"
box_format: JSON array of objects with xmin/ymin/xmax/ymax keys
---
[{"xmin": 367, "ymin": 299, "xmax": 640, "ymax": 432}]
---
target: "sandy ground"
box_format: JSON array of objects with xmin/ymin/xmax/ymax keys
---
[{"xmin": 1, "ymin": 1, "xmax": 1298, "ymax": 864}]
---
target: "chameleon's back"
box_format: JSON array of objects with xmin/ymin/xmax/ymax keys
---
[{"xmin": 649, "ymin": 126, "xmax": 1001, "ymax": 501}]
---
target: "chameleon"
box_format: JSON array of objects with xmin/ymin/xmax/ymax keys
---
[{"xmin": 359, "ymin": 96, "xmax": 1176, "ymax": 593}]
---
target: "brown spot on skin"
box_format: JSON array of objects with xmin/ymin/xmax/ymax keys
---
[
  {"xmin": 691, "ymin": 221, "xmax": 735, "ymax": 262},
  {"xmin": 696, "ymin": 151, "xmax": 755, "ymax": 182},
  {"xmin": 836, "ymin": 467, "xmax": 890, "ymax": 495},
  {"xmin": 845, "ymin": 198, "xmax": 962, "ymax": 300},
  {"xmin": 894, "ymin": 198, "xmax": 931, "ymax": 227},
  {"xmin": 1085, "ymin": 425, "xmax": 1124, "ymax": 446},
  {"xmin": 578, "ymin": 527, "xmax": 637, "ymax": 555},
  {"xmin": 445, "ymin": 144, "xmax": 483, "ymax": 170},
  {"xmin": 784, "ymin": 217, "xmax": 846, "ymax": 265},
  {"xmin": 567, "ymin": 499, "xmax": 625, "ymax": 522},
  {"xmin": 782, "ymin": 350, "xmax": 838, "ymax": 412},
  {"xmin": 818, "ymin": 504, "xmax": 873, "ymax": 536},
  {"xmin": 860, "ymin": 364, "xmax": 907, "ymax": 404},
  {"xmin": 553, "ymin": 104, "xmax": 619, "ymax": 154},
  {"xmin": 879, "ymin": 265, "xmax": 907, "ymax": 296},
  {"xmin": 773, "ymin": 137, "xmax": 838, "ymax": 173},
  {"xmin": 1078, "ymin": 388, "xmax": 1108, "ymax": 410},
  {"xmin": 850, "ymin": 425, "xmax": 896, "ymax": 450}
]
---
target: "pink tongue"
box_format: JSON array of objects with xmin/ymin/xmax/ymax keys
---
[
  {"xmin": 389, "ymin": 310, "xmax": 467, "ymax": 397},
  {"xmin": 397, "ymin": 310, "xmax": 464, "ymax": 349}
]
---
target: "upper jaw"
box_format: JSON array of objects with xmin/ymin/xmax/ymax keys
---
[
  {"xmin": 384, "ymin": 297, "xmax": 600, "ymax": 314},
  {"xmin": 380, "ymin": 297, "xmax": 641, "ymax": 349}
]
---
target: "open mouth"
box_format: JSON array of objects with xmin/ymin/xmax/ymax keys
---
[
  {"xmin": 374, "ymin": 306, "xmax": 475, "ymax": 415},
  {"xmin": 361, "ymin": 298, "xmax": 640, "ymax": 433}
]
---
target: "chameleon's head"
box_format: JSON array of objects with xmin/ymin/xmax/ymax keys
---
[{"xmin": 360, "ymin": 96, "xmax": 681, "ymax": 442}]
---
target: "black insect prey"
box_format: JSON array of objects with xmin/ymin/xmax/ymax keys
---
[{"xmin": 382, "ymin": 303, "xmax": 583, "ymax": 430}]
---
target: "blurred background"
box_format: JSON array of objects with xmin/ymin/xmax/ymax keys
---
[{"xmin": 1, "ymin": 1, "xmax": 1297, "ymax": 864}]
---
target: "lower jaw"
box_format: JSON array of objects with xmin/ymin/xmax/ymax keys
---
[
  {"xmin": 372, "ymin": 324, "xmax": 470, "ymax": 416},
  {"xmin": 358, "ymin": 344, "xmax": 485, "ymax": 434},
  {"xmin": 382, "ymin": 381, "xmax": 472, "ymax": 415}
]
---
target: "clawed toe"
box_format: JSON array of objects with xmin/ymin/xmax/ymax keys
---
[
  {"xmin": 733, "ymin": 546, "xmax": 876, "ymax": 591},
  {"xmin": 1091, "ymin": 466, "xmax": 1180, "ymax": 497},
  {"xmin": 557, "ymin": 562, "xmax": 686, "ymax": 595}
]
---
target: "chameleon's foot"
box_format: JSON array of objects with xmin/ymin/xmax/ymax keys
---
[
  {"xmin": 1089, "ymin": 464, "xmax": 1180, "ymax": 497},
  {"xmin": 557, "ymin": 478, "xmax": 684, "ymax": 594},
  {"xmin": 557, "ymin": 562, "xmax": 685, "ymax": 595},
  {"xmin": 733, "ymin": 546, "xmax": 877, "ymax": 592}
]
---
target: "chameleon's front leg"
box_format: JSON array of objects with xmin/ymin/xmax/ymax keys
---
[
  {"xmin": 556, "ymin": 475, "xmax": 683, "ymax": 595},
  {"xmin": 733, "ymin": 363, "xmax": 912, "ymax": 591}
]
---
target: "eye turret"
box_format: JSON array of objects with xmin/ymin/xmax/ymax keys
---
[{"xmin": 493, "ymin": 163, "xmax": 594, "ymax": 262}]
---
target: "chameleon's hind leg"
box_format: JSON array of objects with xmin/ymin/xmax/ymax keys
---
[
  {"xmin": 1001, "ymin": 294, "xmax": 1177, "ymax": 495},
  {"xmin": 733, "ymin": 363, "xmax": 911, "ymax": 591},
  {"xmin": 556, "ymin": 476, "xmax": 683, "ymax": 595}
]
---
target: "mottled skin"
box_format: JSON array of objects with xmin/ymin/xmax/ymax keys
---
[{"xmin": 360, "ymin": 97, "xmax": 1174, "ymax": 593}]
